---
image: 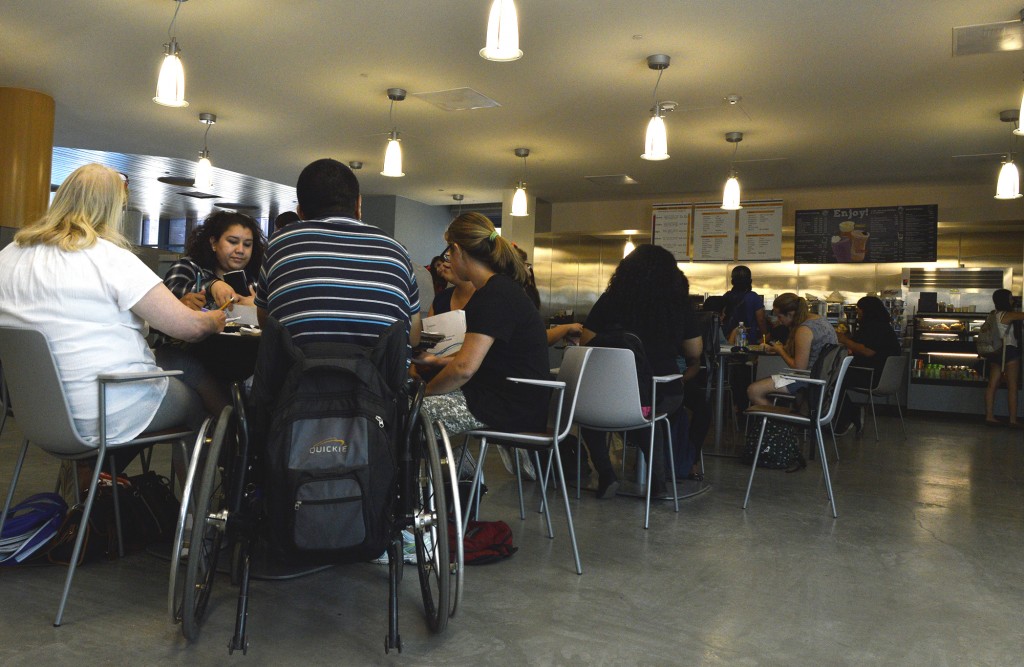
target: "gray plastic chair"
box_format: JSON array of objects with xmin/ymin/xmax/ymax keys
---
[
  {"xmin": 573, "ymin": 346, "xmax": 683, "ymax": 530},
  {"xmin": 463, "ymin": 345, "xmax": 592, "ymax": 575},
  {"xmin": 0, "ymin": 326, "xmax": 196, "ymax": 627},
  {"xmin": 846, "ymin": 355, "xmax": 907, "ymax": 440},
  {"xmin": 744, "ymin": 350, "xmax": 853, "ymax": 518}
]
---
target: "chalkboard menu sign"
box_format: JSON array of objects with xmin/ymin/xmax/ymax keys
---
[{"xmin": 794, "ymin": 205, "xmax": 937, "ymax": 264}]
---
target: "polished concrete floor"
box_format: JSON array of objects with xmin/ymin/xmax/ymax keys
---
[{"xmin": 1, "ymin": 409, "xmax": 1022, "ymax": 666}]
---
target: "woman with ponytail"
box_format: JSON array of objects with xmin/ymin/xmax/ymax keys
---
[
  {"xmin": 416, "ymin": 213, "xmax": 550, "ymax": 437},
  {"xmin": 747, "ymin": 292, "xmax": 837, "ymax": 406}
]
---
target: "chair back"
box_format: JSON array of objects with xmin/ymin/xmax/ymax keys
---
[
  {"xmin": 805, "ymin": 344, "xmax": 845, "ymax": 423},
  {"xmin": 817, "ymin": 355, "xmax": 854, "ymax": 425},
  {"xmin": 551, "ymin": 346, "xmax": 593, "ymax": 440},
  {"xmin": 696, "ymin": 311, "xmax": 721, "ymax": 400},
  {"xmin": 0, "ymin": 326, "xmax": 92, "ymax": 455},
  {"xmin": 873, "ymin": 354, "xmax": 906, "ymax": 395},
  {"xmin": 573, "ymin": 346, "xmax": 649, "ymax": 430}
]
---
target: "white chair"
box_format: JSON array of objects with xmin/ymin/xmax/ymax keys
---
[
  {"xmin": 743, "ymin": 348, "xmax": 852, "ymax": 518},
  {"xmin": 845, "ymin": 355, "xmax": 907, "ymax": 440},
  {"xmin": 573, "ymin": 346, "xmax": 683, "ymax": 530},
  {"xmin": 0, "ymin": 326, "xmax": 198, "ymax": 626},
  {"xmin": 463, "ymin": 346, "xmax": 592, "ymax": 574}
]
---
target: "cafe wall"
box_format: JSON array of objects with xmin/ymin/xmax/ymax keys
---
[{"xmin": 536, "ymin": 180, "xmax": 1024, "ymax": 321}]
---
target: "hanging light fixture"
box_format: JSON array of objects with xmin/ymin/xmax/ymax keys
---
[
  {"xmin": 381, "ymin": 88, "xmax": 406, "ymax": 177},
  {"xmin": 996, "ymin": 109, "xmax": 1023, "ymax": 199},
  {"xmin": 154, "ymin": 0, "xmax": 189, "ymax": 107},
  {"xmin": 452, "ymin": 194, "xmax": 465, "ymax": 216},
  {"xmin": 1015, "ymin": 73, "xmax": 1024, "ymax": 137},
  {"xmin": 193, "ymin": 112, "xmax": 215, "ymax": 192},
  {"xmin": 641, "ymin": 54, "xmax": 673, "ymax": 161},
  {"xmin": 721, "ymin": 131, "xmax": 744, "ymax": 210},
  {"xmin": 623, "ymin": 236, "xmax": 635, "ymax": 258},
  {"xmin": 510, "ymin": 148, "xmax": 529, "ymax": 216},
  {"xmin": 480, "ymin": 0, "xmax": 523, "ymax": 62}
]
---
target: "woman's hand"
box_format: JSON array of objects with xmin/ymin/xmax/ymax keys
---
[
  {"xmin": 180, "ymin": 291, "xmax": 207, "ymax": 311},
  {"xmin": 234, "ymin": 285, "xmax": 257, "ymax": 307},
  {"xmin": 836, "ymin": 330, "xmax": 850, "ymax": 346},
  {"xmin": 209, "ymin": 280, "xmax": 235, "ymax": 309},
  {"xmin": 412, "ymin": 352, "xmax": 443, "ymax": 367},
  {"xmin": 769, "ymin": 341, "xmax": 785, "ymax": 355}
]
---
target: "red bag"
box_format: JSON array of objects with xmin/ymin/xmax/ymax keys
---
[{"xmin": 450, "ymin": 520, "xmax": 516, "ymax": 565}]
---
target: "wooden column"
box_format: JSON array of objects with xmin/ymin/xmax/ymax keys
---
[{"xmin": 0, "ymin": 88, "xmax": 55, "ymax": 232}]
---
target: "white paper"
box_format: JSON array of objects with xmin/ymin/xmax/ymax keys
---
[
  {"xmin": 227, "ymin": 304, "xmax": 259, "ymax": 326},
  {"xmin": 421, "ymin": 310, "xmax": 467, "ymax": 356},
  {"xmin": 772, "ymin": 374, "xmax": 796, "ymax": 389}
]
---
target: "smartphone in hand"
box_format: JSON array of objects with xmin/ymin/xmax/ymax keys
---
[{"xmin": 222, "ymin": 270, "xmax": 249, "ymax": 295}]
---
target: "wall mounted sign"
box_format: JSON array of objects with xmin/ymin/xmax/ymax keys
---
[
  {"xmin": 737, "ymin": 201, "xmax": 783, "ymax": 261},
  {"xmin": 652, "ymin": 200, "xmax": 783, "ymax": 262},
  {"xmin": 794, "ymin": 204, "xmax": 937, "ymax": 264},
  {"xmin": 692, "ymin": 205, "xmax": 736, "ymax": 261},
  {"xmin": 651, "ymin": 204, "xmax": 691, "ymax": 260}
]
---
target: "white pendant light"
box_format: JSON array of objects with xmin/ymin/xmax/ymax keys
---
[
  {"xmin": 721, "ymin": 131, "xmax": 744, "ymax": 210},
  {"xmin": 510, "ymin": 147, "xmax": 530, "ymax": 216},
  {"xmin": 193, "ymin": 112, "xmax": 216, "ymax": 192},
  {"xmin": 153, "ymin": 0, "xmax": 189, "ymax": 107},
  {"xmin": 640, "ymin": 54, "xmax": 673, "ymax": 161},
  {"xmin": 996, "ymin": 109, "xmax": 1023, "ymax": 199},
  {"xmin": 623, "ymin": 236, "xmax": 635, "ymax": 258},
  {"xmin": 480, "ymin": 0, "xmax": 523, "ymax": 62},
  {"xmin": 996, "ymin": 159, "xmax": 1022, "ymax": 199},
  {"xmin": 381, "ymin": 88, "xmax": 406, "ymax": 177}
]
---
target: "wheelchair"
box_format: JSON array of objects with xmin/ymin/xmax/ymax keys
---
[{"xmin": 166, "ymin": 378, "xmax": 464, "ymax": 654}]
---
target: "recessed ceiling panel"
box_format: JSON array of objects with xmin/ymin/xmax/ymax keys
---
[
  {"xmin": 412, "ymin": 88, "xmax": 501, "ymax": 112},
  {"xmin": 953, "ymin": 20, "xmax": 1024, "ymax": 56}
]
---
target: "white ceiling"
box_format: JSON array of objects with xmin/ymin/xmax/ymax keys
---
[{"xmin": 5, "ymin": 1, "xmax": 1024, "ymax": 222}]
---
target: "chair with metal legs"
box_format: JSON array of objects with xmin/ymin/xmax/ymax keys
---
[
  {"xmin": 462, "ymin": 346, "xmax": 592, "ymax": 574},
  {"xmin": 845, "ymin": 355, "xmax": 908, "ymax": 440},
  {"xmin": 0, "ymin": 326, "xmax": 200, "ymax": 627},
  {"xmin": 743, "ymin": 346, "xmax": 852, "ymax": 518}
]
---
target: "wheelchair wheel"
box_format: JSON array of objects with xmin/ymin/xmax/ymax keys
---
[
  {"xmin": 168, "ymin": 417, "xmax": 213, "ymax": 623},
  {"xmin": 434, "ymin": 421, "xmax": 464, "ymax": 618},
  {"xmin": 413, "ymin": 411, "xmax": 451, "ymax": 633},
  {"xmin": 181, "ymin": 405, "xmax": 234, "ymax": 640}
]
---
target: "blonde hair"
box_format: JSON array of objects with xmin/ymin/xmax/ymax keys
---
[
  {"xmin": 444, "ymin": 212, "xmax": 528, "ymax": 286},
  {"xmin": 15, "ymin": 163, "xmax": 129, "ymax": 251},
  {"xmin": 772, "ymin": 292, "xmax": 810, "ymax": 357}
]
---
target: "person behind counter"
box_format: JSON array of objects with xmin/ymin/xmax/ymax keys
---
[
  {"xmin": 415, "ymin": 212, "xmax": 551, "ymax": 440},
  {"xmin": 833, "ymin": 296, "xmax": 901, "ymax": 435},
  {"xmin": 748, "ymin": 292, "xmax": 837, "ymax": 407},
  {"xmin": 984, "ymin": 288, "xmax": 1024, "ymax": 427},
  {"xmin": 0, "ymin": 163, "xmax": 225, "ymax": 444}
]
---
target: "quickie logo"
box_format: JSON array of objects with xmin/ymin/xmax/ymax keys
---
[{"xmin": 309, "ymin": 438, "xmax": 347, "ymax": 455}]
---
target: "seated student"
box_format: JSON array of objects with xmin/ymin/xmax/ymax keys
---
[
  {"xmin": 415, "ymin": 213, "xmax": 550, "ymax": 442},
  {"xmin": 0, "ymin": 163, "xmax": 225, "ymax": 445},
  {"xmin": 580, "ymin": 244, "xmax": 700, "ymax": 498},
  {"xmin": 833, "ymin": 296, "xmax": 901, "ymax": 435},
  {"xmin": 747, "ymin": 293, "xmax": 837, "ymax": 407},
  {"xmin": 429, "ymin": 248, "xmax": 475, "ymax": 316}
]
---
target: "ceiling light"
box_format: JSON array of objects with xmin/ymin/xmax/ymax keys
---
[
  {"xmin": 194, "ymin": 112, "xmax": 215, "ymax": 192},
  {"xmin": 996, "ymin": 109, "xmax": 1023, "ymax": 199},
  {"xmin": 480, "ymin": 0, "xmax": 523, "ymax": 62},
  {"xmin": 381, "ymin": 88, "xmax": 406, "ymax": 177},
  {"xmin": 1016, "ymin": 73, "xmax": 1024, "ymax": 137},
  {"xmin": 452, "ymin": 193, "xmax": 464, "ymax": 216},
  {"xmin": 623, "ymin": 236, "xmax": 635, "ymax": 258},
  {"xmin": 510, "ymin": 148, "xmax": 529, "ymax": 217},
  {"xmin": 641, "ymin": 54, "xmax": 672, "ymax": 161},
  {"xmin": 721, "ymin": 131, "xmax": 743, "ymax": 210},
  {"xmin": 154, "ymin": 0, "xmax": 189, "ymax": 107}
]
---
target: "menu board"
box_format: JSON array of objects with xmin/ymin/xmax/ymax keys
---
[
  {"xmin": 692, "ymin": 205, "xmax": 736, "ymax": 261},
  {"xmin": 737, "ymin": 201, "xmax": 783, "ymax": 261},
  {"xmin": 794, "ymin": 204, "xmax": 937, "ymax": 264},
  {"xmin": 651, "ymin": 204, "xmax": 691, "ymax": 260}
]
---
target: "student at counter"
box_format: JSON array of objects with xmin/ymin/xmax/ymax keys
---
[
  {"xmin": 833, "ymin": 296, "xmax": 901, "ymax": 435},
  {"xmin": 0, "ymin": 163, "xmax": 225, "ymax": 443},
  {"xmin": 983, "ymin": 288, "xmax": 1024, "ymax": 427},
  {"xmin": 748, "ymin": 293, "xmax": 837, "ymax": 406}
]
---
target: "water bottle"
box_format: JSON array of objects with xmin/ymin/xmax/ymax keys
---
[{"xmin": 737, "ymin": 321, "xmax": 748, "ymax": 350}]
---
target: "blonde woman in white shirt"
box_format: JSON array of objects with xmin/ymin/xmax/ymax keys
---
[
  {"xmin": 984, "ymin": 288, "xmax": 1024, "ymax": 427},
  {"xmin": 0, "ymin": 163, "xmax": 225, "ymax": 444}
]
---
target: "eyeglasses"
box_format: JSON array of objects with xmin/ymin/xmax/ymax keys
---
[{"xmin": 441, "ymin": 244, "xmax": 452, "ymax": 262}]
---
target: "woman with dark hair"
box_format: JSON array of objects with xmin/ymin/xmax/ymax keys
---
[
  {"xmin": 416, "ymin": 213, "xmax": 550, "ymax": 439},
  {"xmin": 983, "ymin": 288, "xmax": 1024, "ymax": 427},
  {"xmin": 428, "ymin": 255, "xmax": 448, "ymax": 295},
  {"xmin": 833, "ymin": 295, "xmax": 901, "ymax": 434},
  {"xmin": 723, "ymin": 265, "xmax": 768, "ymax": 344},
  {"xmin": 748, "ymin": 292, "xmax": 837, "ymax": 406},
  {"xmin": 163, "ymin": 211, "xmax": 266, "ymax": 310},
  {"xmin": 580, "ymin": 244, "xmax": 703, "ymax": 497}
]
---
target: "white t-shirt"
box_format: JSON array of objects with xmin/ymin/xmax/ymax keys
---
[{"xmin": 0, "ymin": 239, "xmax": 167, "ymax": 444}]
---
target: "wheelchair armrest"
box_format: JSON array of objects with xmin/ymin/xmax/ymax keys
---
[
  {"xmin": 778, "ymin": 374, "xmax": 825, "ymax": 385},
  {"xmin": 653, "ymin": 373, "xmax": 684, "ymax": 384},
  {"xmin": 98, "ymin": 370, "xmax": 184, "ymax": 384},
  {"xmin": 507, "ymin": 377, "xmax": 566, "ymax": 390}
]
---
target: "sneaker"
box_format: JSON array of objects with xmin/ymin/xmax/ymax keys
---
[{"xmin": 373, "ymin": 530, "xmax": 419, "ymax": 565}]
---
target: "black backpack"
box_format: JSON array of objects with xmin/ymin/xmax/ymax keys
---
[{"xmin": 248, "ymin": 318, "xmax": 408, "ymax": 565}]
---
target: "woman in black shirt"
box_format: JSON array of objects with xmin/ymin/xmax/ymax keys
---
[{"xmin": 834, "ymin": 296, "xmax": 901, "ymax": 434}]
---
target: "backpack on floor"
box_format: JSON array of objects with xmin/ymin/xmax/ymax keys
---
[
  {"xmin": 450, "ymin": 519, "xmax": 516, "ymax": 565},
  {"xmin": 742, "ymin": 420, "xmax": 802, "ymax": 469},
  {"xmin": 250, "ymin": 318, "xmax": 408, "ymax": 565},
  {"xmin": 975, "ymin": 310, "xmax": 1004, "ymax": 356},
  {"xmin": 0, "ymin": 493, "xmax": 66, "ymax": 565}
]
